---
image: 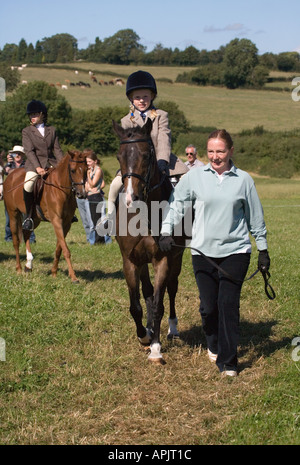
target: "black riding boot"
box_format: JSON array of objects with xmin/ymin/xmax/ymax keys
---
[{"xmin": 22, "ymin": 190, "xmax": 34, "ymax": 231}]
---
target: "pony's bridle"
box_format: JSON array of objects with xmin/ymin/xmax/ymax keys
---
[
  {"xmin": 42, "ymin": 159, "xmax": 87, "ymax": 196},
  {"xmin": 68, "ymin": 159, "xmax": 87, "ymax": 194},
  {"xmin": 120, "ymin": 138, "xmax": 164, "ymax": 199}
]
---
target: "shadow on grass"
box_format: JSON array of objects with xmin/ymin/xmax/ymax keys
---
[
  {"xmin": 35, "ymin": 252, "xmax": 124, "ymax": 281},
  {"xmin": 44, "ymin": 266, "xmax": 124, "ymax": 282},
  {"xmin": 0, "ymin": 251, "xmax": 15, "ymax": 262},
  {"xmin": 76, "ymin": 268, "xmax": 124, "ymax": 281},
  {"xmin": 238, "ymin": 319, "xmax": 291, "ymax": 371},
  {"xmin": 178, "ymin": 319, "xmax": 290, "ymax": 372}
]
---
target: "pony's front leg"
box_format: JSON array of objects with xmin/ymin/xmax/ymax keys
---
[
  {"xmin": 10, "ymin": 214, "xmax": 22, "ymax": 273},
  {"xmin": 140, "ymin": 264, "xmax": 154, "ymax": 338},
  {"xmin": 51, "ymin": 218, "xmax": 79, "ymax": 283},
  {"xmin": 148, "ymin": 259, "xmax": 169, "ymax": 364},
  {"xmin": 148, "ymin": 286, "xmax": 165, "ymax": 363},
  {"xmin": 24, "ymin": 235, "xmax": 34, "ymax": 272},
  {"xmin": 124, "ymin": 260, "xmax": 151, "ymax": 345},
  {"xmin": 51, "ymin": 241, "xmax": 62, "ymax": 278}
]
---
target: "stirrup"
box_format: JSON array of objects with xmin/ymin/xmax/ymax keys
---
[{"xmin": 22, "ymin": 217, "xmax": 34, "ymax": 231}]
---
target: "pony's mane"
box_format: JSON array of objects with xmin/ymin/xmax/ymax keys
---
[{"xmin": 56, "ymin": 152, "xmax": 70, "ymax": 169}]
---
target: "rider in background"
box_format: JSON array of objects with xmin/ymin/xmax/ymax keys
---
[{"xmin": 22, "ymin": 100, "xmax": 64, "ymax": 230}]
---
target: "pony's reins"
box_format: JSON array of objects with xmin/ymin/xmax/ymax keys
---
[
  {"xmin": 171, "ymin": 243, "xmax": 276, "ymax": 300},
  {"xmin": 4, "ymin": 159, "xmax": 86, "ymax": 194}
]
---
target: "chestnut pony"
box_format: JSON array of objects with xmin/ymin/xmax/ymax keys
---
[
  {"xmin": 3, "ymin": 150, "xmax": 88, "ymax": 283},
  {"xmin": 113, "ymin": 120, "xmax": 189, "ymax": 364}
]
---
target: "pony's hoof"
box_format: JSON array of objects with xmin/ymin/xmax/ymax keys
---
[
  {"xmin": 149, "ymin": 356, "xmax": 166, "ymax": 365},
  {"xmin": 138, "ymin": 328, "xmax": 152, "ymax": 346},
  {"xmin": 167, "ymin": 317, "xmax": 179, "ymax": 339},
  {"xmin": 72, "ymin": 279, "xmax": 80, "ymax": 284},
  {"xmin": 148, "ymin": 342, "xmax": 165, "ymax": 364},
  {"xmin": 24, "ymin": 266, "xmax": 32, "ymax": 273}
]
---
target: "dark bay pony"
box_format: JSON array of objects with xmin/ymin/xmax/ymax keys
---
[
  {"xmin": 112, "ymin": 119, "xmax": 188, "ymax": 364},
  {"xmin": 3, "ymin": 150, "xmax": 88, "ymax": 283}
]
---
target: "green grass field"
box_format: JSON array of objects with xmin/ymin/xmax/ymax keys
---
[
  {"xmin": 0, "ymin": 171, "xmax": 299, "ymax": 445},
  {"xmin": 1, "ymin": 64, "xmax": 300, "ymax": 445},
  {"xmin": 19, "ymin": 64, "xmax": 300, "ymax": 133}
]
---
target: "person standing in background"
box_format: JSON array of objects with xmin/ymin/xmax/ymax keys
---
[
  {"xmin": 4, "ymin": 145, "xmax": 36, "ymax": 243},
  {"xmin": 184, "ymin": 145, "xmax": 204, "ymax": 170}
]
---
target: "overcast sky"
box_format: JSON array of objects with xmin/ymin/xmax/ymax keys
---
[{"xmin": 1, "ymin": 0, "xmax": 300, "ymax": 55}]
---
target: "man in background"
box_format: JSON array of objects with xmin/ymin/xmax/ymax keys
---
[{"xmin": 185, "ymin": 145, "xmax": 204, "ymax": 169}]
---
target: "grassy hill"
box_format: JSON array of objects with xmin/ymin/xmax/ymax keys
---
[{"xmin": 18, "ymin": 64, "xmax": 300, "ymax": 133}]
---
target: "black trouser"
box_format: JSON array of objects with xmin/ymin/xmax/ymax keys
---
[
  {"xmin": 192, "ymin": 253, "xmax": 250, "ymax": 372},
  {"xmin": 88, "ymin": 193, "xmax": 105, "ymax": 244}
]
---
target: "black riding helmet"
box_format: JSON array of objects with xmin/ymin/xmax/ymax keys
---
[
  {"xmin": 126, "ymin": 70, "xmax": 157, "ymax": 98},
  {"xmin": 26, "ymin": 99, "xmax": 47, "ymax": 115}
]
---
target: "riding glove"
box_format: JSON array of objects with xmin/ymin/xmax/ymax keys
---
[
  {"xmin": 157, "ymin": 159, "xmax": 168, "ymax": 174},
  {"xmin": 158, "ymin": 234, "xmax": 175, "ymax": 252},
  {"xmin": 258, "ymin": 250, "xmax": 270, "ymax": 272}
]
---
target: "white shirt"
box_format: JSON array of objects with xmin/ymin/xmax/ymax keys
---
[{"xmin": 36, "ymin": 123, "xmax": 45, "ymax": 137}]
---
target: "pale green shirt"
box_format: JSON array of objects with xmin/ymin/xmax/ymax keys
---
[{"xmin": 160, "ymin": 162, "xmax": 268, "ymax": 257}]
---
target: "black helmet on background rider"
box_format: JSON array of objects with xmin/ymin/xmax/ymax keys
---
[
  {"xmin": 26, "ymin": 99, "xmax": 47, "ymax": 124},
  {"xmin": 126, "ymin": 71, "xmax": 157, "ymax": 99},
  {"xmin": 26, "ymin": 99, "xmax": 47, "ymax": 115}
]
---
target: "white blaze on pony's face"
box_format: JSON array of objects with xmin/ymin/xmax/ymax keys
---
[{"xmin": 125, "ymin": 175, "xmax": 134, "ymax": 208}]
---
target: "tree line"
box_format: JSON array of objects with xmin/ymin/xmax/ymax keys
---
[
  {"xmin": 0, "ymin": 81, "xmax": 189, "ymax": 157},
  {"xmin": 1, "ymin": 30, "xmax": 300, "ymax": 72},
  {"xmin": 1, "ymin": 80, "xmax": 299, "ymax": 179}
]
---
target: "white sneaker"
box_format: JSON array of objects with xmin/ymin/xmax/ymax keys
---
[
  {"xmin": 221, "ymin": 370, "xmax": 237, "ymax": 377},
  {"xmin": 207, "ymin": 349, "xmax": 218, "ymax": 363}
]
